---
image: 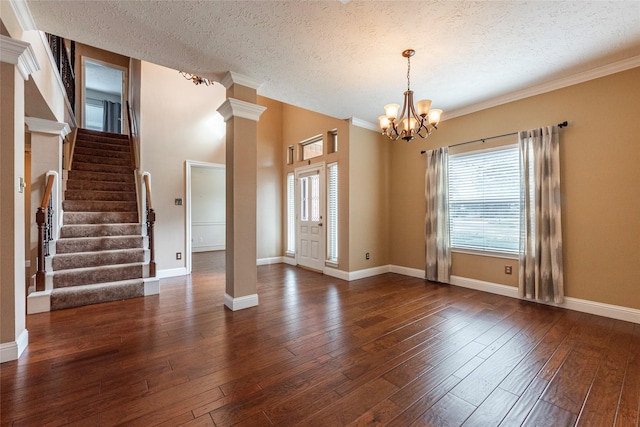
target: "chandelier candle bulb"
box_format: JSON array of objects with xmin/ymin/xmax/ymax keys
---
[
  {"xmin": 384, "ymin": 104, "xmax": 400, "ymax": 120},
  {"xmin": 416, "ymin": 99, "xmax": 432, "ymax": 116},
  {"xmin": 380, "ymin": 49, "xmax": 443, "ymax": 142}
]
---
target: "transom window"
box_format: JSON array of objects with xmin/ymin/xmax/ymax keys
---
[{"xmin": 301, "ymin": 135, "xmax": 323, "ymax": 160}]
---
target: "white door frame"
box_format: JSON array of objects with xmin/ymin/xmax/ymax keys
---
[
  {"xmin": 294, "ymin": 162, "xmax": 326, "ymax": 272},
  {"xmin": 185, "ymin": 160, "xmax": 225, "ymax": 273},
  {"xmin": 80, "ymin": 57, "xmax": 128, "ymax": 133}
]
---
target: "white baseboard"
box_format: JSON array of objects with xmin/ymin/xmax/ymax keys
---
[
  {"xmin": 324, "ymin": 266, "xmax": 350, "ymax": 281},
  {"xmin": 390, "ymin": 265, "xmax": 425, "ymax": 279},
  {"xmin": 157, "ymin": 267, "xmax": 188, "ymax": 279},
  {"xmin": 257, "ymin": 256, "xmax": 283, "ymax": 266},
  {"xmin": 0, "ymin": 329, "xmax": 28, "ymax": 363},
  {"xmin": 282, "ymin": 257, "xmax": 297, "ymax": 266},
  {"xmin": 144, "ymin": 277, "xmax": 160, "ymax": 295},
  {"xmin": 27, "ymin": 290, "xmax": 52, "ymax": 314},
  {"xmin": 449, "ymin": 275, "xmax": 639, "ymax": 324},
  {"xmin": 348, "ymin": 265, "xmax": 390, "ymax": 281},
  {"xmin": 450, "ymin": 276, "xmax": 519, "ymax": 298},
  {"xmin": 224, "ymin": 293, "xmax": 259, "ymax": 311}
]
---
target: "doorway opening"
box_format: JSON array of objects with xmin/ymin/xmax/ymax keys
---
[
  {"xmin": 185, "ymin": 161, "xmax": 226, "ymax": 274},
  {"xmin": 82, "ymin": 58, "xmax": 126, "ymax": 133}
]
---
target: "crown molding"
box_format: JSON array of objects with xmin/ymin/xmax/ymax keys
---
[
  {"xmin": 25, "ymin": 117, "xmax": 71, "ymax": 137},
  {"xmin": 350, "ymin": 117, "xmax": 380, "ymax": 132},
  {"xmin": 220, "ymin": 71, "xmax": 263, "ymax": 91},
  {"xmin": 0, "ymin": 35, "xmax": 40, "ymax": 80},
  {"xmin": 8, "ymin": 0, "xmax": 37, "ymax": 31},
  {"xmin": 445, "ymin": 55, "xmax": 640, "ymax": 121},
  {"xmin": 217, "ymin": 98, "xmax": 267, "ymax": 122}
]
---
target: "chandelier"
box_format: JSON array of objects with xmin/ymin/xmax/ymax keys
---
[
  {"xmin": 379, "ymin": 49, "xmax": 442, "ymax": 141},
  {"xmin": 179, "ymin": 71, "xmax": 213, "ymax": 86}
]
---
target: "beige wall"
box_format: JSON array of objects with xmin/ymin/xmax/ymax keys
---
[
  {"xmin": 138, "ymin": 61, "xmax": 226, "ymax": 272},
  {"xmin": 390, "ymin": 67, "xmax": 640, "ymax": 310},
  {"xmin": 349, "ymin": 125, "xmax": 390, "ymax": 271},
  {"xmin": 257, "ymin": 96, "xmax": 283, "ymax": 259}
]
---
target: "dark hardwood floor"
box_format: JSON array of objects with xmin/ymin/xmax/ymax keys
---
[{"xmin": 2, "ymin": 252, "xmax": 639, "ymax": 426}]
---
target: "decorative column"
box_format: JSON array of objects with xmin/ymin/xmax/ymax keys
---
[
  {"xmin": 0, "ymin": 35, "xmax": 40, "ymax": 363},
  {"xmin": 216, "ymin": 72, "xmax": 266, "ymax": 311}
]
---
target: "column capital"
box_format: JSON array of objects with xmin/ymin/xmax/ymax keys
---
[
  {"xmin": 220, "ymin": 71, "xmax": 262, "ymax": 91},
  {"xmin": 217, "ymin": 98, "xmax": 266, "ymax": 122},
  {"xmin": 25, "ymin": 117, "xmax": 71, "ymax": 138},
  {"xmin": 0, "ymin": 35, "xmax": 40, "ymax": 80}
]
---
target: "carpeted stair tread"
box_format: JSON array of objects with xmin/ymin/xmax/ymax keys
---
[
  {"xmin": 53, "ymin": 248, "xmax": 145, "ymax": 270},
  {"xmin": 73, "ymin": 153, "xmax": 132, "ymax": 167},
  {"xmin": 67, "ymin": 170, "xmax": 135, "ymax": 183},
  {"xmin": 50, "ymin": 279, "xmax": 144, "ymax": 311},
  {"xmin": 64, "ymin": 212, "xmax": 139, "ymax": 225},
  {"xmin": 72, "ymin": 161, "xmax": 133, "ymax": 174},
  {"xmin": 74, "ymin": 144, "xmax": 131, "ymax": 157},
  {"xmin": 53, "ymin": 263, "xmax": 143, "ymax": 288},
  {"xmin": 57, "ymin": 235, "xmax": 143, "ymax": 253},
  {"xmin": 60, "ymin": 223, "xmax": 142, "ymax": 238},
  {"xmin": 64, "ymin": 189, "xmax": 136, "ymax": 202},
  {"xmin": 66, "ymin": 179, "xmax": 135, "ymax": 192},
  {"xmin": 77, "ymin": 128, "xmax": 129, "ymax": 140},
  {"xmin": 63, "ymin": 200, "xmax": 138, "ymax": 212}
]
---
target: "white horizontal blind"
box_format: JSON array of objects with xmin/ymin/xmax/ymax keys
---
[
  {"xmin": 327, "ymin": 163, "xmax": 338, "ymax": 262},
  {"xmin": 448, "ymin": 145, "xmax": 520, "ymax": 254},
  {"xmin": 286, "ymin": 173, "xmax": 295, "ymax": 254}
]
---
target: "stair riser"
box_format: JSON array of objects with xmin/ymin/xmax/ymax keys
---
[
  {"xmin": 50, "ymin": 280, "xmax": 144, "ymax": 311},
  {"xmin": 63, "ymin": 200, "xmax": 137, "ymax": 212},
  {"xmin": 73, "ymin": 162, "xmax": 133, "ymax": 175},
  {"xmin": 60, "ymin": 224, "xmax": 141, "ymax": 238},
  {"xmin": 57, "ymin": 236, "xmax": 143, "ymax": 253},
  {"xmin": 64, "ymin": 212, "xmax": 139, "ymax": 224},
  {"xmin": 73, "ymin": 153, "xmax": 132, "ymax": 167},
  {"xmin": 64, "ymin": 190, "xmax": 136, "ymax": 202},
  {"xmin": 53, "ymin": 250, "xmax": 145, "ymax": 270},
  {"xmin": 53, "ymin": 265, "xmax": 143, "ymax": 288},
  {"xmin": 67, "ymin": 170, "xmax": 135, "ymax": 183}
]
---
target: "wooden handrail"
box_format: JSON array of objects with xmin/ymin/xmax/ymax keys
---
[
  {"xmin": 143, "ymin": 174, "xmax": 152, "ymax": 210},
  {"xmin": 126, "ymin": 100, "xmax": 138, "ymax": 170},
  {"xmin": 36, "ymin": 174, "xmax": 56, "ymax": 291},
  {"xmin": 40, "ymin": 175, "xmax": 55, "ymax": 209}
]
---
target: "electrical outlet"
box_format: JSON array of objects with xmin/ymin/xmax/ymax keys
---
[
  {"xmin": 175, "ymin": 198, "xmax": 183, "ymax": 205},
  {"xmin": 505, "ymin": 265, "xmax": 512, "ymax": 275},
  {"xmin": 176, "ymin": 252, "xmax": 182, "ymax": 260},
  {"xmin": 365, "ymin": 252, "xmax": 370, "ymax": 260}
]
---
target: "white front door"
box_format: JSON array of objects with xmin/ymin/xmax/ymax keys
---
[{"xmin": 296, "ymin": 164, "xmax": 325, "ymax": 272}]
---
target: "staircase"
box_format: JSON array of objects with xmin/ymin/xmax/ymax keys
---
[{"xmin": 50, "ymin": 128, "xmax": 149, "ymax": 310}]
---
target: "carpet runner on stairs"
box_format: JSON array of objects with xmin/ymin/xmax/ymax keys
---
[{"xmin": 50, "ymin": 128, "xmax": 146, "ymax": 310}]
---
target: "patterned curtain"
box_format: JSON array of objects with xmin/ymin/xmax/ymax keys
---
[
  {"xmin": 518, "ymin": 126, "xmax": 564, "ymax": 303},
  {"xmin": 425, "ymin": 147, "xmax": 451, "ymax": 283}
]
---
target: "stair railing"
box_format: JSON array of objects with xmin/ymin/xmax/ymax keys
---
[
  {"xmin": 143, "ymin": 173, "xmax": 156, "ymax": 277},
  {"xmin": 36, "ymin": 173, "xmax": 56, "ymax": 291}
]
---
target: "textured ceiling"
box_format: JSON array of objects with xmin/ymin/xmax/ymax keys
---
[{"xmin": 25, "ymin": 0, "xmax": 640, "ymax": 125}]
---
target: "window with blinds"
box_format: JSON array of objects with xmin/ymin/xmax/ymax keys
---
[
  {"xmin": 286, "ymin": 173, "xmax": 295, "ymax": 255},
  {"xmin": 448, "ymin": 145, "xmax": 520, "ymax": 255},
  {"xmin": 327, "ymin": 163, "xmax": 338, "ymax": 263}
]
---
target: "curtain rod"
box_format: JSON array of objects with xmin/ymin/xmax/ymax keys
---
[{"xmin": 420, "ymin": 121, "xmax": 568, "ymax": 154}]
